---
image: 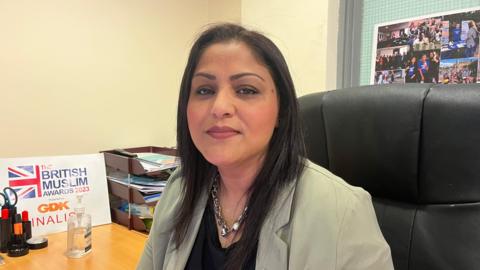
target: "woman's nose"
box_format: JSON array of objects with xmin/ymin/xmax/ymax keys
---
[{"xmin": 211, "ymin": 87, "xmax": 235, "ymax": 119}]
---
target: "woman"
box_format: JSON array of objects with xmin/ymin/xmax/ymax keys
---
[
  {"xmin": 417, "ymin": 53, "xmax": 431, "ymax": 83},
  {"xmin": 465, "ymin": 21, "xmax": 478, "ymax": 58},
  {"xmin": 431, "ymin": 51, "xmax": 440, "ymax": 83},
  {"xmin": 137, "ymin": 23, "xmax": 393, "ymax": 270},
  {"xmin": 405, "ymin": 56, "xmax": 419, "ymax": 83}
]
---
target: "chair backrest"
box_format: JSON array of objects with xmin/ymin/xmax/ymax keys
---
[{"xmin": 298, "ymin": 83, "xmax": 480, "ymax": 270}]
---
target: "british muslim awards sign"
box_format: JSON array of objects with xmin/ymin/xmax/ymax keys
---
[{"xmin": 0, "ymin": 153, "xmax": 111, "ymax": 236}]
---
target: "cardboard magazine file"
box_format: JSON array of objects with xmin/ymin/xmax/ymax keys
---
[
  {"xmin": 102, "ymin": 146, "xmax": 177, "ymax": 177},
  {"xmin": 106, "ymin": 180, "xmax": 159, "ymax": 232},
  {"xmin": 102, "ymin": 146, "xmax": 178, "ymax": 232},
  {"xmin": 109, "ymin": 198, "xmax": 149, "ymax": 232}
]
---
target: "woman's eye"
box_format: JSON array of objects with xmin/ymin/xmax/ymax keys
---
[
  {"xmin": 237, "ymin": 87, "xmax": 258, "ymax": 95},
  {"xmin": 195, "ymin": 87, "xmax": 215, "ymax": 95}
]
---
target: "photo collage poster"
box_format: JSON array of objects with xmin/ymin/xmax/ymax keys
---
[{"xmin": 372, "ymin": 7, "xmax": 480, "ymax": 85}]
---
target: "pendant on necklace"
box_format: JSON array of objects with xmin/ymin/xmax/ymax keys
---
[
  {"xmin": 232, "ymin": 222, "xmax": 240, "ymax": 231},
  {"xmin": 221, "ymin": 227, "xmax": 228, "ymax": 237}
]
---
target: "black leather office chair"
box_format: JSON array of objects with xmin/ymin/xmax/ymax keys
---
[{"xmin": 298, "ymin": 83, "xmax": 480, "ymax": 270}]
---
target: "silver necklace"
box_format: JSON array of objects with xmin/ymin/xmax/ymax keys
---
[{"xmin": 211, "ymin": 175, "xmax": 248, "ymax": 238}]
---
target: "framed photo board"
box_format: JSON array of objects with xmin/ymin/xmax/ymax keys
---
[{"xmin": 371, "ymin": 7, "xmax": 480, "ymax": 85}]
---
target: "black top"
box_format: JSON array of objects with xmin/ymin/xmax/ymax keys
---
[{"xmin": 185, "ymin": 200, "xmax": 257, "ymax": 270}]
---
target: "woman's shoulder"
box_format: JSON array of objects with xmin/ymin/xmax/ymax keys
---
[
  {"xmin": 295, "ymin": 160, "xmax": 372, "ymax": 212},
  {"xmin": 287, "ymin": 161, "xmax": 393, "ymax": 269},
  {"xmin": 300, "ymin": 160, "xmax": 368, "ymax": 194}
]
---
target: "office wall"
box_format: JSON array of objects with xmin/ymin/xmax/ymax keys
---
[
  {"xmin": 241, "ymin": 0, "xmax": 340, "ymax": 95},
  {"xmin": 0, "ymin": 0, "xmax": 214, "ymax": 158},
  {"xmin": 0, "ymin": 0, "xmax": 337, "ymax": 158},
  {"xmin": 208, "ymin": 0, "xmax": 241, "ymax": 23},
  {"xmin": 359, "ymin": 0, "xmax": 480, "ymax": 85}
]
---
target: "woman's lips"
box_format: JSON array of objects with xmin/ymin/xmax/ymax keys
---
[{"xmin": 206, "ymin": 126, "xmax": 240, "ymax": 139}]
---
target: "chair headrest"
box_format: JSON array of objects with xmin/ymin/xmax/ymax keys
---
[{"xmin": 299, "ymin": 84, "xmax": 480, "ymax": 204}]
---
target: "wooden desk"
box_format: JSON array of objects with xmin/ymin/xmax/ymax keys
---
[{"xmin": 1, "ymin": 223, "xmax": 148, "ymax": 270}]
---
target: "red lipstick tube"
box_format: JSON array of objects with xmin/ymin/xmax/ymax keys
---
[{"xmin": 22, "ymin": 211, "xmax": 32, "ymax": 240}]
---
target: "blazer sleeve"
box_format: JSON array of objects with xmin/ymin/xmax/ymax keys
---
[
  {"xmin": 136, "ymin": 213, "xmax": 155, "ymax": 270},
  {"xmin": 336, "ymin": 188, "xmax": 394, "ymax": 270}
]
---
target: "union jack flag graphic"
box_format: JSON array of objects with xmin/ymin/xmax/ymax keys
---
[{"xmin": 7, "ymin": 165, "xmax": 42, "ymax": 199}]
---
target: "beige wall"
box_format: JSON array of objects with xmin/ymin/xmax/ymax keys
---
[
  {"xmin": 208, "ymin": 0, "xmax": 241, "ymax": 23},
  {"xmin": 0, "ymin": 0, "xmax": 338, "ymax": 158},
  {"xmin": 242, "ymin": 0, "xmax": 339, "ymax": 95},
  {"xmin": 0, "ymin": 0, "xmax": 210, "ymax": 158}
]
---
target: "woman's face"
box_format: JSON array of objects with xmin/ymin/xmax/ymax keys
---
[{"xmin": 187, "ymin": 42, "xmax": 279, "ymax": 169}]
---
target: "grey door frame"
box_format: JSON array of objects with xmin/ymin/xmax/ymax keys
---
[{"xmin": 337, "ymin": 0, "xmax": 364, "ymax": 88}]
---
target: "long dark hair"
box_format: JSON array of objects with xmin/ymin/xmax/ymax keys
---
[{"xmin": 175, "ymin": 23, "xmax": 306, "ymax": 269}]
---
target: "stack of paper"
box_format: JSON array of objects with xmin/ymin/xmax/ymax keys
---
[
  {"xmin": 136, "ymin": 153, "xmax": 180, "ymax": 173},
  {"xmin": 107, "ymin": 171, "xmax": 167, "ymax": 194}
]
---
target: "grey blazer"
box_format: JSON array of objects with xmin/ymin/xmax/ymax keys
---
[{"xmin": 137, "ymin": 161, "xmax": 394, "ymax": 270}]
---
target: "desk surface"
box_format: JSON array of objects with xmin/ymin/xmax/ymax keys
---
[{"xmin": 1, "ymin": 223, "xmax": 147, "ymax": 270}]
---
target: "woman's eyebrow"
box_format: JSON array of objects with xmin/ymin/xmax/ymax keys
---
[
  {"xmin": 230, "ymin": 72, "xmax": 265, "ymax": 81},
  {"xmin": 193, "ymin": 72, "xmax": 216, "ymax": 80},
  {"xmin": 193, "ymin": 72, "xmax": 265, "ymax": 81}
]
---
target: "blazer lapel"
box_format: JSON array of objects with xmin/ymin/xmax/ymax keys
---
[
  {"xmin": 256, "ymin": 181, "xmax": 297, "ymax": 270},
  {"xmin": 164, "ymin": 189, "xmax": 209, "ymax": 270}
]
